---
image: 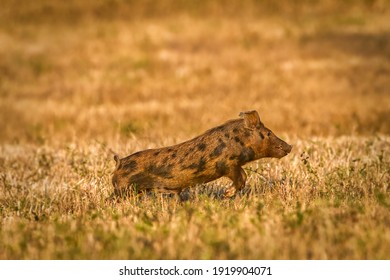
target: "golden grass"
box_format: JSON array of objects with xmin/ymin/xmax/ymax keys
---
[
  {"xmin": 0, "ymin": 0, "xmax": 389, "ymax": 259},
  {"xmin": 1, "ymin": 136, "xmax": 389, "ymax": 259}
]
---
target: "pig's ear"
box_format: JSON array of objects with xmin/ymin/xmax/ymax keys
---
[{"xmin": 239, "ymin": 110, "xmax": 261, "ymax": 129}]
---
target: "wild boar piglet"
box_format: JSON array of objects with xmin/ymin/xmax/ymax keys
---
[{"xmin": 112, "ymin": 110, "xmax": 292, "ymax": 198}]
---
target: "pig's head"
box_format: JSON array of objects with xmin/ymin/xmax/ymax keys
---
[{"xmin": 240, "ymin": 110, "xmax": 292, "ymax": 159}]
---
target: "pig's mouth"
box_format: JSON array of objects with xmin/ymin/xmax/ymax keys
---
[{"xmin": 276, "ymin": 145, "xmax": 293, "ymax": 158}]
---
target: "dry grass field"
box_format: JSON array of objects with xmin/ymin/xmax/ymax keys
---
[{"xmin": 0, "ymin": 0, "xmax": 389, "ymax": 259}]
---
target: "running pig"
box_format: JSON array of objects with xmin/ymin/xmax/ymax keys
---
[{"xmin": 111, "ymin": 110, "xmax": 292, "ymax": 198}]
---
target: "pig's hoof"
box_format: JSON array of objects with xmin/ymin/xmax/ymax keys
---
[
  {"xmin": 179, "ymin": 188, "xmax": 191, "ymax": 201},
  {"xmin": 223, "ymin": 186, "xmax": 237, "ymax": 198}
]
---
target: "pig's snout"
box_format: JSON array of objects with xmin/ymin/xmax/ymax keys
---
[
  {"xmin": 274, "ymin": 142, "xmax": 292, "ymax": 159},
  {"xmin": 281, "ymin": 143, "xmax": 293, "ymax": 158}
]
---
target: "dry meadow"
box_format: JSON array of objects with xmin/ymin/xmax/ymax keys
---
[{"xmin": 0, "ymin": 0, "xmax": 389, "ymax": 259}]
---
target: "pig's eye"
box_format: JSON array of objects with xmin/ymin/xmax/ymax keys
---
[
  {"xmin": 259, "ymin": 132, "xmax": 264, "ymax": 139},
  {"xmin": 267, "ymin": 131, "xmax": 271, "ymax": 137}
]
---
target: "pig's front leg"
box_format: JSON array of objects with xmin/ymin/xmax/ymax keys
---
[{"xmin": 224, "ymin": 166, "xmax": 247, "ymax": 198}]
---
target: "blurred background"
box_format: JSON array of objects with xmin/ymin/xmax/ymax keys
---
[{"xmin": 1, "ymin": 0, "xmax": 389, "ymax": 145}]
